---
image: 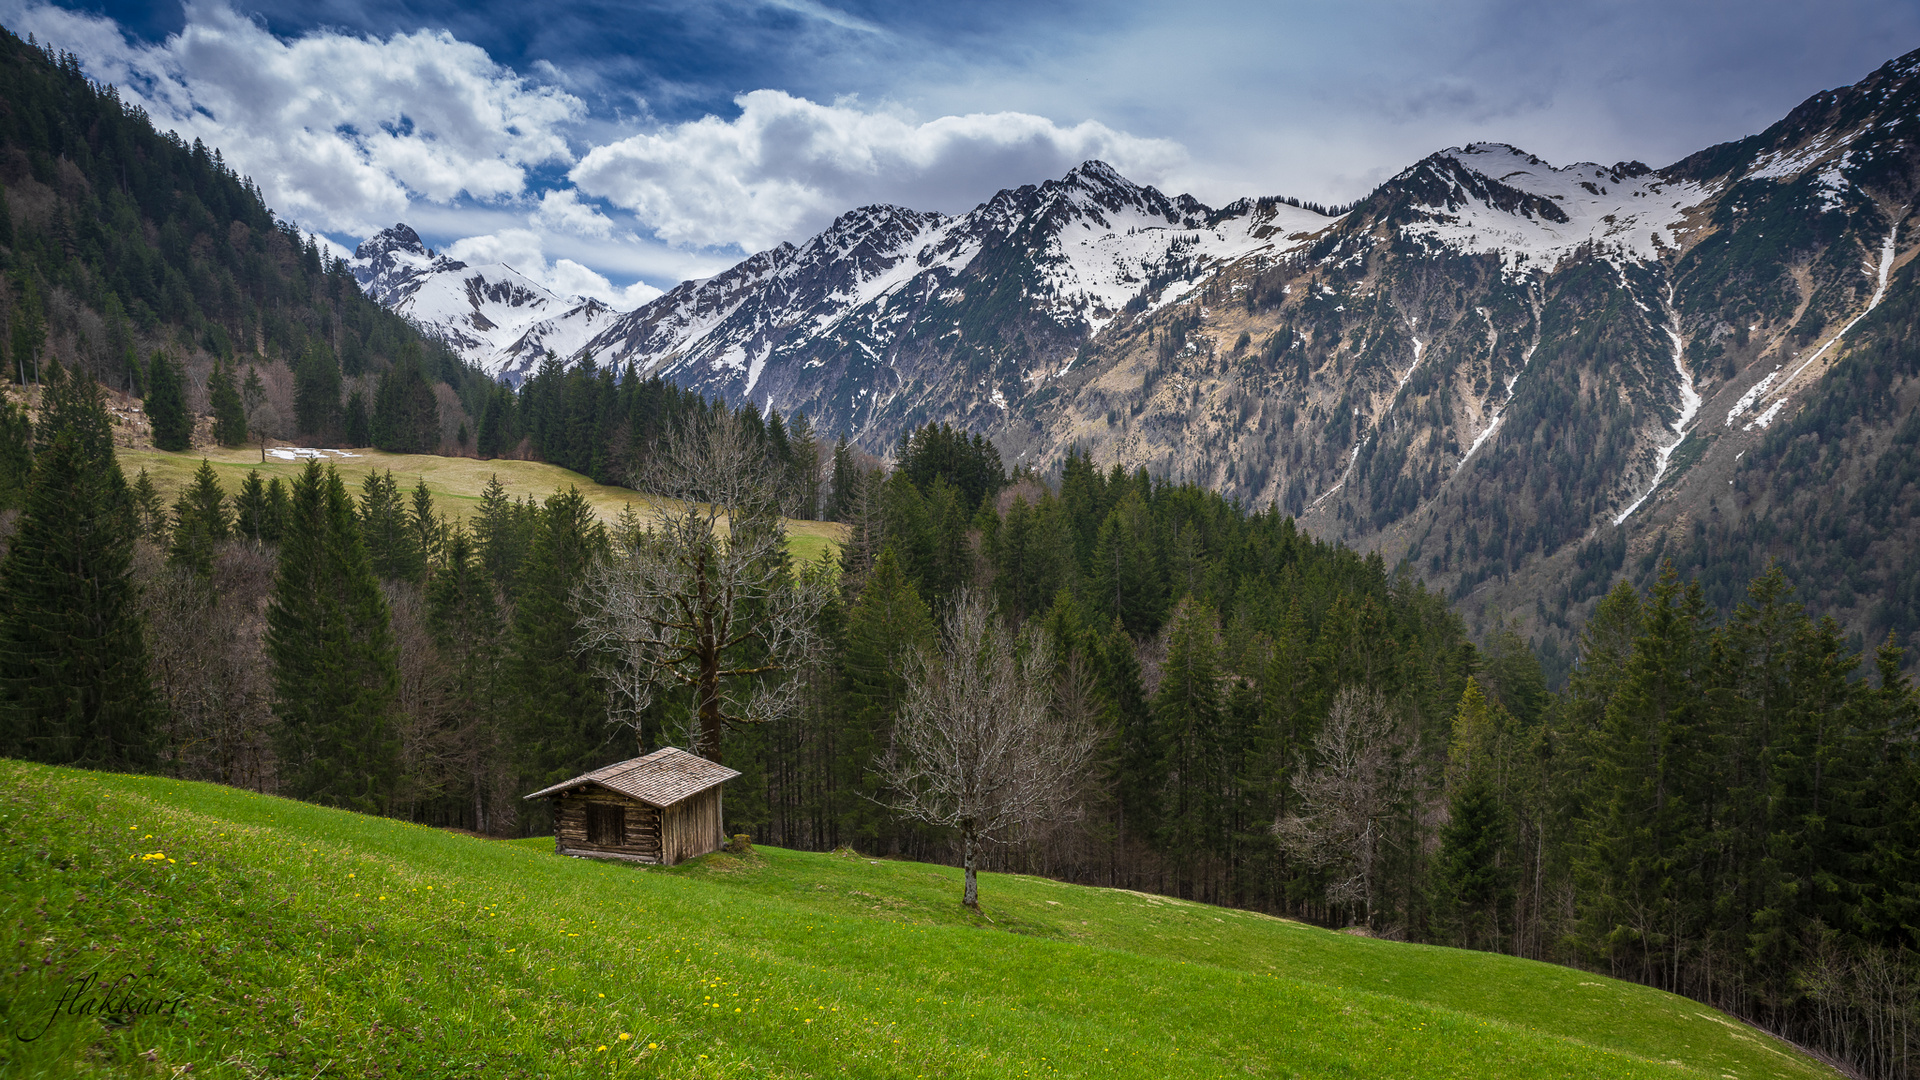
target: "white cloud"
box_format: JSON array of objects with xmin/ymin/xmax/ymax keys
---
[
  {"xmin": 447, "ymin": 229, "xmax": 662, "ymax": 308},
  {"xmin": 530, "ymin": 188, "xmax": 616, "ymax": 239},
  {"xmin": 4, "ymin": 0, "xmax": 583, "ymax": 234},
  {"xmin": 569, "ymin": 89, "xmax": 1186, "ymax": 251}
]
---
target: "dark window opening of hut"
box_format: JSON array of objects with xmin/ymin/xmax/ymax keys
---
[{"xmin": 587, "ymin": 803, "xmax": 626, "ymax": 845}]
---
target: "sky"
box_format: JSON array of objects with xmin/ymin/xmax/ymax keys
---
[{"xmin": 4, "ymin": 0, "xmax": 1918, "ymax": 308}]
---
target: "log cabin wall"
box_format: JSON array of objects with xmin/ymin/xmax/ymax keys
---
[
  {"xmin": 552, "ymin": 787, "xmax": 662, "ymax": 862},
  {"xmin": 662, "ymin": 787, "xmax": 724, "ymax": 865}
]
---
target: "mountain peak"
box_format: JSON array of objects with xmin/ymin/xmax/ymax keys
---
[{"xmin": 354, "ymin": 223, "xmax": 427, "ymax": 262}]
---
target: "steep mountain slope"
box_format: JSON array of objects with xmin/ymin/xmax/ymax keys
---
[
  {"xmin": 350, "ymin": 224, "xmax": 615, "ymax": 383},
  {"xmin": 354, "ymin": 48, "xmax": 1920, "ymax": 664}
]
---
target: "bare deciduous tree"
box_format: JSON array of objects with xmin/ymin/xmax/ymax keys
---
[
  {"xmin": 1274, "ymin": 685, "xmax": 1412, "ymax": 931},
  {"xmin": 878, "ymin": 590, "xmax": 1100, "ymax": 909},
  {"xmin": 574, "ymin": 409, "xmax": 830, "ymax": 761},
  {"xmin": 139, "ymin": 542, "xmax": 277, "ymax": 791}
]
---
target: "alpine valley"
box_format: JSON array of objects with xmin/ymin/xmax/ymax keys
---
[{"xmin": 354, "ymin": 48, "xmax": 1920, "ymax": 672}]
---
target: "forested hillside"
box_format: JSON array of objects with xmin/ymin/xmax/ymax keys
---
[{"xmin": 0, "ymin": 28, "xmax": 482, "ymax": 456}]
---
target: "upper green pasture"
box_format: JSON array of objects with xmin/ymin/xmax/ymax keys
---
[
  {"xmin": 0, "ymin": 761, "xmax": 1835, "ymax": 1079},
  {"xmin": 116, "ymin": 445, "xmax": 847, "ymax": 565}
]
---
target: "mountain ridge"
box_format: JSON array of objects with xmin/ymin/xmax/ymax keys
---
[{"xmin": 353, "ymin": 45, "xmax": 1920, "ymax": 666}]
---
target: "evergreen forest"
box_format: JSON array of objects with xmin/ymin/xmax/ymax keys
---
[{"xmin": 0, "ymin": 25, "xmax": 1916, "ymax": 1080}]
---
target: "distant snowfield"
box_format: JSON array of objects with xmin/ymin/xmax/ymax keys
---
[{"xmin": 267, "ymin": 447, "xmax": 363, "ymax": 461}]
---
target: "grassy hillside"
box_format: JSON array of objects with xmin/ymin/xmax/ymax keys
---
[
  {"xmin": 115, "ymin": 444, "xmax": 847, "ymax": 565},
  {"xmin": 0, "ymin": 761, "xmax": 1835, "ymax": 1079}
]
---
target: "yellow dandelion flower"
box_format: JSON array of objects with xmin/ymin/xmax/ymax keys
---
[
  {"xmin": 595, "ymin": 1045, "xmax": 607, "ymax": 1052},
  {"xmin": 618, "ymin": 1033, "xmax": 631, "ymax": 1041},
  {"xmin": 648, "ymin": 1042, "xmax": 658, "ymax": 1050}
]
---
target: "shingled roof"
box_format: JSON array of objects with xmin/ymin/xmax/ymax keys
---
[{"xmin": 522, "ymin": 747, "xmax": 741, "ymax": 807}]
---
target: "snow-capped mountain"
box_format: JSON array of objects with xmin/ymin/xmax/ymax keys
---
[
  {"xmin": 562, "ymin": 161, "xmax": 1336, "ymax": 442},
  {"xmin": 350, "ymin": 45, "xmax": 1920, "ymax": 666},
  {"xmin": 363, "ymin": 161, "xmax": 1334, "ymax": 413},
  {"xmin": 349, "ymin": 224, "xmax": 615, "ymax": 383}
]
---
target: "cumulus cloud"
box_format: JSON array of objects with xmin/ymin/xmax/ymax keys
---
[
  {"xmin": 10, "ymin": 0, "xmax": 1190, "ymax": 291},
  {"xmin": 569, "ymin": 89, "xmax": 1187, "ymax": 251},
  {"xmin": 3, "ymin": 0, "xmax": 583, "ymax": 234},
  {"xmin": 447, "ymin": 229, "xmax": 662, "ymax": 308},
  {"xmin": 530, "ymin": 188, "xmax": 616, "ymax": 239}
]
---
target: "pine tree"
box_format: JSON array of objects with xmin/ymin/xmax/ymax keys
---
[
  {"xmin": 293, "ymin": 342, "xmax": 341, "ymax": 441},
  {"xmin": 265, "ymin": 459, "xmax": 401, "ymax": 812},
  {"xmin": 1575, "ymin": 565, "xmax": 1715, "ymax": 987},
  {"xmin": 209, "ymin": 361, "xmax": 248, "ymax": 447},
  {"xmin": 358, "ymin": 469, "xmax": 423, "ymax": 582},
  {"xmin": 9, "ymin": 272, "xmax": 45, "ymax": 385},
  {"xmin": 472, "ymin": 474, "xmax": 532, "ymax": 594},
  {"xmin": 427, "ymin": 525, "xmax": 510, "ymax": 831},
  {"xmin": 1434, "ymin": 678, "xmax": 1515, "ymax": 949},
  {"xmin": 167, "ymin": 458, "xmax": 231, "ymax": 576},
  {"xmin": 408, "ymin": 480, "xmax": 441, "ymax": 572},
  {"xmin": 513, "ymin": 486, "xmax": 609, "ymax": 785},
  {"xmin": 1092, "ymin": 489, "xmax": 1165, "ymax": 637},
  {"xmin": 476, "ymin": 386, "xmax": 509, "ymax": 459},
  {"xmin": 0, "ymin": 367, "xmax": 158, "ymax": 768},
  {"xmin": 233, "ymin": 469, "xmax": 279, "ymax": 543},
  {"xmin": 1153, "ymin": 597, "xmax": 1227, "ymax": 888},
  {"xmin": 1434, "ymin": 773, "xmax": 1513, "ymax": 950},
  {"xmin": 145, "ymin": 350, "xmax": 191, "ymax": 451},
  {"xmin": 265, "ymin": 477, "xmax": 290, "ymax": 541},
  {"xmin": 0, "ymin": 394, "xmax": 30, "ymax": 510},
  {"xmin": 371, "ymin": 346, "xmax": 440, "ymax": 453},
  {"xmin": 839, "ymin": 547, "xmax": 936, "ymax": 843},
  {"xmin": 129, "ymin": 467, "xmax": 166, "ymax": 543},
  {"xmin": 342, "ymin": 388, "xmax": 370, "ymax": 447}
]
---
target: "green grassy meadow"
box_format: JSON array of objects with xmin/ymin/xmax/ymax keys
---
[
  {"xmin": 115, "ymin": 445, "xmax": 847, "ymax": 566},
  {"xmin": 0, "ymin": 762, "xmax": 1836, "ymax": 1079}
]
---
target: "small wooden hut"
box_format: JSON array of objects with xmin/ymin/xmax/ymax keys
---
[{"xmin": 523, "ymin": 748, "xmax": 740, "ymax": 866}]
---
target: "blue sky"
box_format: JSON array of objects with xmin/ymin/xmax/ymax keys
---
[{"xmin": 6, "ymin": 0, "xmax": 1918, "ymax": 306}]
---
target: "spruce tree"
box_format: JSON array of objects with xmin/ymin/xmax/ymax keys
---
[
  {"xmin": 838, "ymin": 547, "xmax": 935, "ymax": 843},
  {"xmin": 9, "ymin": 272, "xmax": 45, "ymax": 385},
  {"xmin": 129, "ymin": 467, "xmax": 166, "ymax": 543},
  {"xmin": 1153, "ymin": 597, "xmax": 1226, "ymax": 878},
  {"xmin": 1434, "ymin": 774, "xmax": 1513, "ymax": 949},
  {"xmin": 265, "ymin": 459, "xmax": 400, "ymax": 812},
  {"xmin": 145, "ymin": 350, "xmax": 191, "ymax": 451},
  {"xmin": 0, "ymin": 368, "xmax": 158, "ymax": 769},
  {"xmin": 513, "ymin": 486, "xmax": 608, "ymax": 784},
  {"xmin": 167, "ymin": 458, "xmax": 231, "ymax": 576},
  {"xmin": 427, "ymin": 526, "xmax": 509, "ymax": 831},
  {"xmin": 293, "ymin": 342, "xmax": 341, "ymax": 440},
  {"xmin": 342, "ymin": 388, "xmax": 370, "ymax": 447},
  {"xmin": 209, "ymin": 361, "xmax": 248, "ymax": 446},
  {"xmin": 358, "ymin": 469, "xmax": 422, "ymax": 582},
  {"xmin": 233, "ymin": 469, "xmax": 277, "ymax": 543},
  {"xmin": 371, "ymin": 346, "xmax": 440, "ymax": 454},
  {"xmin": 409, "ymin": 479, "xmax": 441, "ymax": 572},
  {"xmin": 475, "ymin": 387, "xmax": 509, "ymax": 459},
  {"xmin": 265, "ymin": 476, "xmax": 290, "ymax": 541},
  {"xmin": 0, "ymin": 394, "xmax": 29, "ymax": 510}
]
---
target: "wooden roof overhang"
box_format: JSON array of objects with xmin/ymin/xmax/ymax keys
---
[{"xmin": 522, "ymin": 747, "xmax": 741, "ymax": 809}]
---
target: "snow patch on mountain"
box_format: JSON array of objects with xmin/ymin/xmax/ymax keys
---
[{"xmin": 1398, "ymin": 144, "xmax": 1708, "ymax": 278}]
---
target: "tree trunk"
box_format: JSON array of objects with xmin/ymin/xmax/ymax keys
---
[{"xmin": 962, "ymin": 824, "xmax": 979, "ymax": 909}]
